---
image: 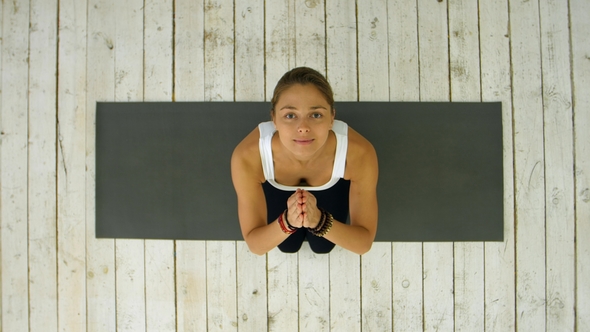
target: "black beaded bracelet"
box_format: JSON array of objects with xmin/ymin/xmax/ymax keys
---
[
  {"xmin": 309, "ymin": 208, "xmax": 333, "ymax": 237},
  {"xmin": 284, "ymin": 209, "xmax": 297, "ymax": 231}
]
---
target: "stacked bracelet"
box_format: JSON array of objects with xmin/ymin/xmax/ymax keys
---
[
  {"xmin": 278, "ymin": 210, "xmax": 297, "ymax": 235},
  {"xmin": 309, "ymin": 208, "xmax": 333, "ymax": 237}
]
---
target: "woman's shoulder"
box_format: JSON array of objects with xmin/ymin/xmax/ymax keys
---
[
  {"xmin": 344, "ymin": 126, "xmax": 378, "ymax": 178},
  {"xmin": 346, "ymin": 126, "xmax": 376, "ymax": 156},
  {"xmin": 231, "ymin": 127, "xmax": 264, "ymax": 180}
]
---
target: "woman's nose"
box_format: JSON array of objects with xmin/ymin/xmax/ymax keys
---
[{"xmin": 297, "ymin": 119, "xmax": 310, "ymax": 133}]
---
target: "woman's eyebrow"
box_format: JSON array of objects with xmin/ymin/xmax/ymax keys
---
[{"xmin": 279, "ymin": 105, "xmax": 298, "ymax": 111}]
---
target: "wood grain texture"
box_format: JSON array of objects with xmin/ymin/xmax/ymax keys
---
[
  {"xmin": 509, "ymin": 0, "xmax": 546, "ymax": 330},
  {"xmin": 235, "ymin": 0, "xmax": 264, "ymax": 102},
  {"xmin": 299, "ymin": 247, "xmax": 330, "ymax": 332},
  {"xmin": 361, "ymin": 243, "xmax": 392, "ymax": 331},
  {"xmin": 1, "ymin": 1, "xmax": 30, "ymax": 331},
  {"xmin": 539, "ymin": 0, "xmax": 576, "ymax": 331},
  {"xmin": 57, "ymin": 0, "xmax": 88, "ymax": 330},
  {"xmin": 357, "ymin": 0, "xmax": 389, "ymax": 101},
  {"xmin": 28, "ymin": 0, "xmax": 57, "ymax": 330},
  {"xmin": 326, "ymin": 0, "xmax": 357, "ymax": 101},
  {"xmin": 570, "ymin": 0, "xmax": 590, "ymax": 331}
]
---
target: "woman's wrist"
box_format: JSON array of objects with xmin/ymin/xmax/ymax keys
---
[
  {"xmin": 308, "ymin": 208, "xmax": 333, "ymax": 237},
  {"xmin": 278, "ymin": 210, "xmax": 297, "ymax": 234}
]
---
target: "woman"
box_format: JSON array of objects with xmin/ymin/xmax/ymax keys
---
[{"xmin": 231, "ymin": 67, "xmax": 378, "ymax": 255}]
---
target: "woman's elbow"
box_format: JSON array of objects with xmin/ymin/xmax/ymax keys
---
[
  {"xmin": 243, "ymin": 235, "xmax": 270, "ymax": 256},
  {"xmin": 355, "ymin": 241, "xmax": 373, "ymax": 255}
]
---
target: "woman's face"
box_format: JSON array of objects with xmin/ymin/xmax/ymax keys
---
[{"xmin": 272, "ymin": 83, "xmax": 335, "ymax": 160}]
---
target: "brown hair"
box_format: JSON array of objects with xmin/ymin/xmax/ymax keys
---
[{"xmin": 270, "ymin": 67, "xmax": 334, "ymax": 113}]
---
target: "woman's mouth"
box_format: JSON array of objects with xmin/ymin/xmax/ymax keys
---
[{"xmin": 294, "ymin": 139, "xmax": 314, "ymax": 145}]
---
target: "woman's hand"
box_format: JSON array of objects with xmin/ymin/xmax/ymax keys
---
[
  {"xmin": 286, "ymin": 189, "xmax": 322, "ymax": 229},
  {"xmin": 286, "ymin": 189, "xmax": 305, "ymax": 228}
]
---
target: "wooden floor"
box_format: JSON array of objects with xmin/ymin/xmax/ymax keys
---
[{"xmin": 1, "ymin": 0, "xmax": 588, "ymax": 331}]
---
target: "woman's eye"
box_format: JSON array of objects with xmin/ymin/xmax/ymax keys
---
[
  {"xmin": 311, "ymin": 113, "xmax": 322, "ymax": 119},
  {"xmin": 285, "ymin": 113, "xmax": 295, "ymax": 119}
]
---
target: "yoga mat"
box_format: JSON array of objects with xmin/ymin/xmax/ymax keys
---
[{"xmin": 95, "ymin": 102, "xmax": 503, "ymax": 242}]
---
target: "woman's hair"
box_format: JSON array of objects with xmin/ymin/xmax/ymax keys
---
[{"xmin": 270, "ymin": 67, "xmax": 334, "ymax": 113}]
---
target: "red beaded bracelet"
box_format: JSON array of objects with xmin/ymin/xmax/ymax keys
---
[{"xmin": 278, "ymin": 211, "xmax": 296, "ymax": 235}]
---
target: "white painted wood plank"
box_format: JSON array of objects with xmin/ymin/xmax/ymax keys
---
[
  {"xmin": 114, "ymin": 1, "xmax": 146, "ymax": 331},
  {"xmin": 174, "ymin": 0, "xmax": 205, "ymax": 101},
  {"xmin": 479, "ymin": 0, "xmax": 516, "ymax": 330},
  {"xmin": 357, "ymin": 0, "xmax": 389, "ymax": 101},
  {"xmin": 326, "ymin": 0, "xmax": 357, "ymax": 102},
  {"xmin": 1, "ymin": 1, "xmax": 30, "ymax": 330},
  {"xmin": 539, "ymin": 1, "xmax": 576, "ymax": 331},
  {"xmin": 508, "ymin": 0, "xmax": 546, "ymax": 330},
  {"xmin": 328, "ymin": 247, "xmax": 360, "ymax": 332},
  {"xmin": 267, "ymin": 248, "xmax": 298, "ymax": 332},
  {"xmin": 86, "ymin": 1, "xmax": 117, "ymax": 330},
  {"xmin": 265, "ymin": 0, "xmax": 296, "ymax": 99},
  {"xmin": 114, "ymin": 0, "xmax": 144, "ymax": 102},
  {"xmin": 115, "ymin": 240, "xmax": 146, "ymax": 332},
  {"xmin": 417, "ymin": 0, "xmax": 450, "ymax": 101},
  {"xmin": 299, "ymin": 246, "xmax": 330, "ymax": 332},
  {"xmin": 56, "ymin": 0, "xmax": 88, "ymax": 330},
  {"xmin": 361, "ymin": 243, "xmax": 392, "ymax": 331},
  {"xmin": 448, "ymin": 0, "xmax": 480, "ymax": 99},
  {"xmin": 173, "ymin": 1, "xmax": 207, "ymax": 331},
  {"xmin": 453, "ymin": 243, "xmax": 483, "ymax": 332},
  {"xmin": 294, "ymin": 0, "xmax": 326, "ymax": 70},
  {"xmin": 571, "ymin": 1, "xmax": 590, "ymax": 331},
  {"xmin": 206, "ymin": 241, "xmax": 238, "ymax": 331},
  {"xmin": 392, "ymin": 243, "xmax": 422, "ymax": 332},
  {"xmin": 388, "ymin": 0, "xmax": 420, "ymax": 101},
  {"xmin": 448, "ymin": 1, "xmax": 484, "ymax": 331},
  {"xmin": 422, "ymin": 243, "xmax": 454, "ymax": 332},
  {"xmin": 145, "ymin": 241, "xmax": 176, "ymax": 332},
  {"xmin": 235, "ymin": 0, "xmax": 264, "ymax": 102},
  {"xmin": 325, "ymin": 2, "xmax": 361, "ymax": 331},
  {"xmin": 175, "ymin": 241, "xmax": 207, "ymax": 332},
  {"xmin": 204, "ymin": 0, "xmax": 234, "ymax": 101},
  {"xmin": 388, "ymin": 2, "xmax": 423, "ymax": 331},
  {"xmin": 236, "ymin": 242, "xmax": 267, "ymax": 331},
  {"xmin": 28, "ymin": 0, "xmax": 57, "ymax": 330},
  {"xmin": 143, "ymin": 1, "xmax": 176, "ymax": 331},
  {"xmin": 417, "ymin": 1, "xmax": 453, "ymax": 331},
  {"xmin": 144, "ymin": 0, "xmax": 173, "ymax": 100}
]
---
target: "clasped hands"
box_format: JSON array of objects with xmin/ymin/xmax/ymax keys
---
[{"xmin": 285, "ymin": 188, "xmax": 321, "ymax": 229}]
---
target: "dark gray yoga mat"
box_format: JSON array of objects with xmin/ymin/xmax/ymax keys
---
[{"xmin": 95, "ymin": 102, "xmax": 503, "ymax": 242}]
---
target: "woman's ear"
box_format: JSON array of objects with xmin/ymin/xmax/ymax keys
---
[{"xmin": 331, "ymin": 108, "xmax": 336, "ymax": 126}]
